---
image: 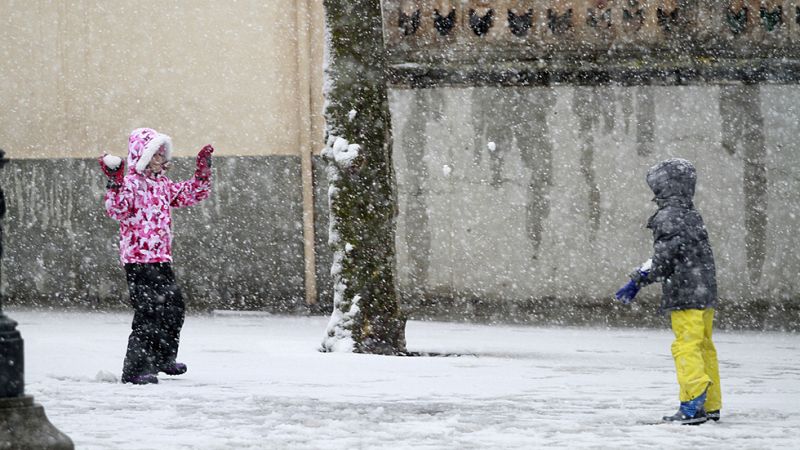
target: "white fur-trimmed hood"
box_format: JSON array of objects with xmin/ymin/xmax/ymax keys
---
[{"xmin": 127, "ymin": 128, "xmax": 173, "ymax": 175}]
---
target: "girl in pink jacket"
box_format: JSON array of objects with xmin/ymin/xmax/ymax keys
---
[{"xmin": 99, "ymin": 127, "xmax": 213, "ymax": 385}]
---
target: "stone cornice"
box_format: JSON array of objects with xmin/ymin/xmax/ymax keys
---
[{"xmin": 383, "ymin": 0, "xmax": 800, "ymax": 86}]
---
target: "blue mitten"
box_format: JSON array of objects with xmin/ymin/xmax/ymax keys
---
[
  {"xmin": 615, "ymin": 279, "xmax": 640, "ymax": 304},
  {"xmin": 615, "ymin": 259, "xmax": 652, "ymax": 304}
]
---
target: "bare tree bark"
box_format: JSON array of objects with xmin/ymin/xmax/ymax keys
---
[{"xmin": 321, "ymin": 0, "xmax": 407, "ymax": 355}]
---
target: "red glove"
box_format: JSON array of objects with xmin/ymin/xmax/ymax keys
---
[
  {"xmin": 98, "ymin": 154, "xmax": 125, "ymax": 187},
  {"xmin": 195, "ymin": 144, "xmax": 214, "ymax": 180}
]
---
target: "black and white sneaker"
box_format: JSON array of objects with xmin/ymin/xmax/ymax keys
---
[{"xmin": 662, "ymin": 408, "xmax": 708, "ymax": 425}]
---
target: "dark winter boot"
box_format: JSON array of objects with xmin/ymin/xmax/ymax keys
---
[
  {"xmin": 122, "ymin": 373, "xmax": 159, "ymax": 385},
  {"xmin": 159, "ymin": 362, "xmax": 187, "ymax": 376},
  {"xmin": 707, "ymin": 410, "xmax": 720, "ymax": 422},
  {"xmin": 662, "ymin": 408, "xmax": 707, "ymax": 425},
  {"xmin": 662, "ymin": 391, "xmax": 708, "ymax": 425}
]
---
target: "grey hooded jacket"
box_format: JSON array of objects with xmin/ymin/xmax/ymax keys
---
[{"xmin": 632, "ymin": 159, "xmax": 718, "ymax": 312}]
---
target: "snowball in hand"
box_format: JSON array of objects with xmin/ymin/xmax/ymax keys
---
[{"xmin": 103, "ymin": 154, "xmax": 123, "ymax": 170}]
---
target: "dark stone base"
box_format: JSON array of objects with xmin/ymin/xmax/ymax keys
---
[
  {"xmin": 0, "ymin": 156, "xmax": 306, "ymax": 311},
  {"xmin": 401, "ymin": 293, "xmax": 800, "ymax": 332},
  {"xmin": 0, "ymin": 396, "xmax": 73, "ymax": 450},
  {"xmin": 389, "ymin": 57, "xmax": 800, "ymax": 88}
]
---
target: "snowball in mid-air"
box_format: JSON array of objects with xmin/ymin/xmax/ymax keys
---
[{"xmin": 442, "ymin": 165, "xmax": 452, "ymax": 177}]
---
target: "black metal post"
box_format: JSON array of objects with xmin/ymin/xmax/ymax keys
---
[
  {"xmin": 0, "ymin": 149, "xmax": 24, "ymax": 398},
  {"xmin": 0, "ymin": 149, "xmax": 73, "ymax": 449}
]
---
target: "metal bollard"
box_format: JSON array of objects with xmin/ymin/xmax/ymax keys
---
[{"xmin": 0, "ymin": 149, "xmax": 73, "ymax": 449}]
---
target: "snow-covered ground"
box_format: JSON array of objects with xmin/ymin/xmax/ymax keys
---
[{"xmin": 7, "ymin": 309, "xmax": 800, "ymax": 449}]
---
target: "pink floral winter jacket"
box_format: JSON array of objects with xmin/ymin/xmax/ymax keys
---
[{"xmin": 105, "ymin": 128, "xmax": 211, "ymax": 264}]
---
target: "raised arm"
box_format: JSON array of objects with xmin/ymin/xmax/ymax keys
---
[
  {"xmin": 100, "ymin": 154, "xmax": 135, "ymax": 221},
  {"xmin": 170, "ymin": 145, "xmax": 213, "ymax": 208}
]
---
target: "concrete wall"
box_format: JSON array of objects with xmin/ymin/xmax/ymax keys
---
[
  {"xmin": 390, "ymin": 84, "xmax": 800, "ymax": 329},
  {"xmin": 2, "ymin": 2, "xmax": 799, "ymax": 329}
]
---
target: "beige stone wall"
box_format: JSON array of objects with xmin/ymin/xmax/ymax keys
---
[{"xmin": 0, "ymin": 0, "xmax": 325, "ymax": 159}]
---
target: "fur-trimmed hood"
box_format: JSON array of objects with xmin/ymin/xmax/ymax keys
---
[{"xmin": 127, "ymin": 128, "xmax": 173, "ymax": 175}]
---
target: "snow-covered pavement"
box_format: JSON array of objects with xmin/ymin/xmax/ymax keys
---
[{"xmin": 8, "ymin": 309, "xmax": 800, "ymax": 449}]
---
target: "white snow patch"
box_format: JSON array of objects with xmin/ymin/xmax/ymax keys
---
[
  {"xmin": 487, "ymin": 141, "xmax": 497, "ymax": 152},
  {"xmin": 327, "ymin": 184, "xmax": 339, "ymax": 200},
  {"xmin": 330, "ymin": 249, "xmax": 344, "ymax": 277},
  {"xmin": 94, "ymin": 370, "xmax": 118, "ymax": 383},
  {"xmin": 11, "ymin": 310, "xmax": 800, "ymax": 449},
  {"xmin": 348, "ymin": 109, "xmax": 357, "ymax": 121},
  {"xmin": 324, "ymin": 151, "xmax": 341, "ymax": 248},
  {"xmin": 325, "ymin": 136, "xmax": 360, "ymax": 168},
  {"xmin": 323, "ymin": 291, "xmax": 361, "ymax": 353}
]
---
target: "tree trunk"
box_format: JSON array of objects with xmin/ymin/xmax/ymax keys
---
[{"xmin": 320, "ymin": 0, "xmax": 406, "ymax": 355}]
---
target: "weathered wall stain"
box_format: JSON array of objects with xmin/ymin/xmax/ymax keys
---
[
  {"xmin": 518, "ymin": 89, "xmax": 555, "ymax": 258},
  {"xmin": 635, "ymin": 88, "xmax": 656, "ymax": 157},
  {"xmin": 469, "ymin": 87, "xmax": 553, "ymax": 257},
  {"xmin": 0, "ymin": 157, "xmax": 306, "ymax": 309},
  {"xmin": 399, "ymin": 89, "xmax": 438, "ymax": 292},
  {"xmin": 572, "ymin": 87, "xmax": 611, "ymax": 238},
  {"xmin": 470, "ymin": 88, "xmax": 507, "ymax": 187},
  {"xmin": 619, "ymin": 87, "xmax": 656, "ymax": 156},
  {"xmin": 719, "ymin": 84, "xmax": 768, "ymax": 285}
]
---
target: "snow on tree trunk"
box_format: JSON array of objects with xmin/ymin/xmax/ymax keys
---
[{"xmin": 320, "ymin": 0, "xmax": 407, "ymax": 355}]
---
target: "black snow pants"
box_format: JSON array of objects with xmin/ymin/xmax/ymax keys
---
[{"xmin": 121, "ymin": 263, "xmax": 185, "ymax": 380}]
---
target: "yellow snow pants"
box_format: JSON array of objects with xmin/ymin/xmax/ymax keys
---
[{"xmin": 670, "ymin": 308, "xmax": 722, "ymax": 411}]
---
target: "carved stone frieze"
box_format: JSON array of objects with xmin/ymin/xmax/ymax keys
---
[{"xmin": 383, "ymin": 0, "xmax": 800, "ymax": 86}]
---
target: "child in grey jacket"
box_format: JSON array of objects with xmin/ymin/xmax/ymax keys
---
[{"xmin": 616, "ymin": 158, "xmax": 722, "ymax": 425}]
